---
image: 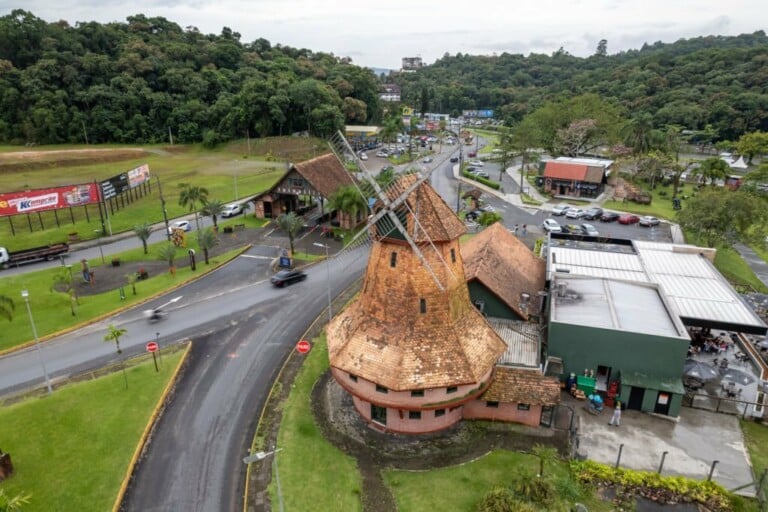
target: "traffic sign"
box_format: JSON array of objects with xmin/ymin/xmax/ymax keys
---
[
  {"xmin": 296, "ymin": 340, "xmax": 311, "ymax": 354},
  {"xmin": 146, "ymin": 341, "xmax": 159, "ymax": 352}
]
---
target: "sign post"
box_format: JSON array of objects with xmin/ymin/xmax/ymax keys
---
[
  {"xmin": 296, "ymin": 340, "xmax": 311, "ymax": 354},
  {"xmin": 146, "ymin": 341, "xmax": 159, "ymax": 372}
]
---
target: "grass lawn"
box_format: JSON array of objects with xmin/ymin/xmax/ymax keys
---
[
  {"xmin": 269, "ymin": 335, "xmax": 362, "ymax": 511},
  {"xmin": 385, "ymin": 450, "xmax": 613, "ymax": 512},
  {"xmin": 0, "ymin": 245, "xmax": 247, "ymax": 352},
  {"xmin": 0, "ymin": 138, "xmax": 322, "ymax": 251},
  {"xmin": 0, "ymin": 348, "xmax": 186, "ymax": 511},
  {"xmin": 682, "ymin": 231, "xmax": 768, "ymax": 293},
  {"xmin": 741, "ymin": 420, "xmax": 768, "ymax": 483}
]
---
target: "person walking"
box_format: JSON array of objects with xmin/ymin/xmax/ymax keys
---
[
  {"xmin": 513, "ymin": 224, "xmax": 519, "ymax": 236},
  {"xmin": 608, "ymin": 401, "xmax": 622, "ymax": 427},
  {"xmin": 522, "ymin": 224, "xmax": 527, "ymax": 236}
]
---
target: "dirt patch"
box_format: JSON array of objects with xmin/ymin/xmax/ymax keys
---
[{"xmin": 0, "ymin": 148, "xmax": 151, "ymax": 172}]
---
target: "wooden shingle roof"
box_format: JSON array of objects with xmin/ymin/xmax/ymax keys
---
[
  {"xmin": 481, "ymin": 367, "xmax": 561, "ymax": 406},
  {"xmin": 291, "ymin": 153, "xmax": 356, "ymax": 198},
  {"xmin": 375, "ymin": 174, "xmax": 467, "ymax": 243},
  {"xmin": 462, "ymin": 223, "xmax": 546, "ymax": 320}
]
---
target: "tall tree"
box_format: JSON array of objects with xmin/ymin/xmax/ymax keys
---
[
  {"xmin": 694, "ymin": 157, "xmax": 730, "ymax": 186},
  {"xmin": 736, "ymin": 131, "xmax": 768, "ymax": 164},
  {"xmin": 196, "ymin": 228, "xmax": 217, "ymax": 264},
  {"xmin": 133, "ymin": 222, "xmax": 153, "ymax": 255},
  {"xmin": 276, "ymin": 212, "xmax": 304, "ymax": 255},
  {"xmin": 201, "ymin": 199, "xmax": 225, "ymax": 230},
  {"xmin": 595, "ymin": 39, "xmax": 608, "ymax": 57},
  {"xmin": 677, "ymin": 188, "xmax": 767, "ymax": 247},
  {"xmin": 327, "ymin": 185, "xmax": 368, "ymax": 227},
  {"xmin": 177, "ymin": 183, "xmax": 209, "ymax": 232}
]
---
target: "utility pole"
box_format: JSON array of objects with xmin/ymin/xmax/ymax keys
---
[
  {"xmin": 456, "ymin": 120, "xmax": 464, "ymax": 212},
  {"xmin": 156, "ymin": 175, "xmax": 171, "ymax": 241}
]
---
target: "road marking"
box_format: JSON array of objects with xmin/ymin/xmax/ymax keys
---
[{"xmin": 240, "ymin": 254, "xmax": 274, "ymax": 260}]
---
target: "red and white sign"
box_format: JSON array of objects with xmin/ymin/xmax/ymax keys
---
[
  {"xmin": 145, "ymin": 341, "xmax": 159, "ymax": 353},
  {"xmin": 296, "ymin": 340, "xmax": 311, "ymax": 354},
  {"xmin": 0, "ymin": 183, "xmax": 100, "ymax": 217}
]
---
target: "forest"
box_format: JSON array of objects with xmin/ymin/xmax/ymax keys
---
[
  {"xmin": 1, "ymin": 8, "xmax": 767, "ymax": 146},
  {"xmin": 394, "ymin": 32, "xmax": 768, "ymax": 142},
  {"xmin": 0, "ymin": 10, "xmax": 382, "ymax": 145}
]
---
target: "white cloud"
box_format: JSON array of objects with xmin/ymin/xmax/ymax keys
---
[{"xmin": 1, "ymin": 0, "xmax": 765, "ymax": 68}]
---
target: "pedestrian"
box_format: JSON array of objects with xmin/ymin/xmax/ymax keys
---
[
  {"xmin": 522, "ymin": 224, "xmax": 527, "ymax": 236},
  {"xmin": 513, "ymin": 224, "xmax": 519, "ymax": 235},
  {"xmin": 81, "ymin": 258, "xmax": 91, "ymax": 283},
  {"xmin": 609, "ymin": 401, "xmax": 622, "ymax": 427}
]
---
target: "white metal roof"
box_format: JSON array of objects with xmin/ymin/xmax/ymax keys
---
[
  {"xmin": 554, "ymin": 156, "xmax": 614, "ymax": 168},
  {"xmin": 486, "ymin": 317, "xmax": 540, "ymax": 368},
  {"xmin": 547, "ymin": 239, "xmax": 767, "ymax": 334},
  {"xmin": 551, "ymin": 277, "xmax": 688, "ymax": 338}
]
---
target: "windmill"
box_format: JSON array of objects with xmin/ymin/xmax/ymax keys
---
[{"xmin": 327, "ymin": 131, "xmax": 456, "ymax": 290}]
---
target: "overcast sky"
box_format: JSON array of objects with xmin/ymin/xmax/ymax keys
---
[{"xmin": 4, "ymin": 1, "xmax": 767, "ymax": 69}]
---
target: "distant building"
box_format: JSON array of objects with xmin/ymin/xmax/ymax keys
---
[
  {"xmin": 401, "ymin": 56, "xmax": 423, "ymax": 71},
  {"xmin": 379, "ymin": 84, "xmax": 401, "ymax": 102},
  {"xmin": 542, "ymin": 157, "xmax": 613, "ymax": 199}
]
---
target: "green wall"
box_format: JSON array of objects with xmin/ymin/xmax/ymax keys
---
[
  {"xmin": 548, "ymin": 322, "xmax": 689, "ymax": 380},
  {"xmin": 619, "ymin": 385, "xmax": 683, "ymax": 417},
  {"xmin": 467, "ymin": 280, "xmax": 520, "ymax": 320}
]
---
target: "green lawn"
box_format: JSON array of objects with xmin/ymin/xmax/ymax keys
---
[
  {"xmin": 269, "ymin": 335, "xmax": 362, "ymax": 511},
  {"xmin": 0, "ymin": 245, "xmax": 247, "ymax": 352},
  {"xmin": 0, "ymin": 348, "xmax": 186, "ymax": 511},
  {"xmin": 602, "ymin": 180, "xmax": 683, "ymax": 220}
]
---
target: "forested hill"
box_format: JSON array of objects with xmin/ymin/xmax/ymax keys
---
[
  {"xmin": 395, "ymin": 31, "xmax": 768, "ymax": 141},
  {"xmin": 0, "ymin": 10, "xmax": 382, "ymax": 145}
]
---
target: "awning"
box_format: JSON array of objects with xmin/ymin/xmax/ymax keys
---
[{"xmin": 620, "ymin": 371, "xmax": 686, "ymax": 395}]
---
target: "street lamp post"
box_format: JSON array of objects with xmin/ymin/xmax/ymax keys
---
[
  {"xmin": 155, "ymin": 175, "xmax": 171, "ymax": 241},
  {"xmin": 21, "ymin": 290, "xmax": 53, "ymax": 394},
  {"xmin": 243, "ymin": 448, "xmax": 284, "ymax": 512},
  {"xmin": 313, "ymin": 242, "xmax": 332, "ymax": 325}
]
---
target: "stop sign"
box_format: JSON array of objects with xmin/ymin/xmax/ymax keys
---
[
  {"xmin": 146, "ymin": 341, "xmax": 159, "ymax": 353},
  {"xmin": 296, "ymin": 340, "xmax": 311, "ymax": 354}
]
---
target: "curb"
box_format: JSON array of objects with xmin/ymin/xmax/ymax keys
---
[
  {"xmin": 0, "ymin": 244, "xmax": 253, "ymax": 359},
  {"xmin": 111, "ymin": 341, "xmax": 192, "ymax": 512}
]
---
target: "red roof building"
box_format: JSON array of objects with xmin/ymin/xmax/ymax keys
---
[{"xmin": 542, "ymin": 157, "xmax": 611, "ymax": 199}]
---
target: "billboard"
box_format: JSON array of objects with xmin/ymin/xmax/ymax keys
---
[
  {"xmin": 0, "ymin": 183, "xmax": 100, "ymax": 216},
  {"xmin": 462, "ymin": 110, "xmax": 495, "ymax": 118},
  {"xmin": 100, "ymin": 164, "xmax": 151, "ymax": 200}
]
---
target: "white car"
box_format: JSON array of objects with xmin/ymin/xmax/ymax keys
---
[
  {"xmin": 542, "ymin": 219, "xmax": 562, "ymax": 233},
  {"xmin": 468, "ymin": 160, "xmax": 484, "ymax": 167},
  {"xmin": 552, "ymin": 204, "xmax": 571, "ymax": 216},
  {"xmin": 221, "ymin": 203, "xmax": 243, "ymax": 217},
  {"xmin": 565, "ymin": 208, "xmax": 585, "ymax": 219},
  {"xmin": 581, "ymin": 223, "xmax": 599, "ymax": 236},
  {"xmin": 375, "ymin": 150, "xmax": 389, "ymax": 157},
  {"xmin": 359, "ymin": 152, "xmax": 368, "ymax": 161},
  {"xmin": 639, "ymin": 216, "xmax": 660, "ymax": 227},
  {"xmin": 423, "ymin": 157, "xmax": 433, "ymax": 163},
  {"xmin": 168, "ymin": 220, "xmax": 191, "ymax": 234}
]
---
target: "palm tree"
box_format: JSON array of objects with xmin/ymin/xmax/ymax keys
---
[
  {"xmin": 327, "ymin": 185, "xmax": 368, "ymax": 229},
  {"xmin": 201, "ymin": 199, "xmax": 225, "ymax": 230},
  {"xmin": 0, "ymin": 488, "xmax": 31, "ymax": 511},
  {"xmin": 622, "ymin": 113, "xmax": 656, "ymax": 155},
  {"xmin": 695, "ymin": 157, "xmax": 730, "ymax": 186},
  {"xmin": 0, "ymin": 295, "xmax": 14, "ymax": 322},
  {"xmin": 178, "ymin": 183, "xmax": 209, "ymax": 232},
  {"xmin": 103, "ymin": 324, "xmax": 127, "ymax": 354},
  {"xmin": 197, "ymin": 228, "xmax": 218, "ymax": 264},
  {"xmin": 276, "ymin": 212, "xmax": 304, "ymax": 255},
  {"xmin": 157, "ymin": 244, "xmax": 178, "ymax": 275},
  {"xmin": 133, "ymin": 222, "xmax": 153, "ymax": 255},
  {"xmin": 51, "ymin": 268, "xmax": 77, "ymax": 316},
  {"xmin": 531, "ymin": 443, "xmax": 559, "ymax": 478}
]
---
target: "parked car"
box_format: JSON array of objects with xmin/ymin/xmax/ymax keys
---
[
  {"xmin": 639, "ymin": 216, "xmax": 661, "ymax": 227},
  {"xmin": 600, "ymin": 211, "xmax": 620, "ymax": 222},
  {"xmin": 270, "ymin": 269, "xmax": 307, "ymax": 287},
  {"xmin": 583, "ymin": 207, "xmax": 604, "ymax": 220},
  {"xmin": 221, "ymin": 203, "xmax": 243, "ymax": 218},
  {"xmin": 375, "ymin": 150, "xmax": 389, "ymax": 157},
  {"xmin": 581, "ymin": 223, "xmax": 599, "ymax": 236},
  {"xmin": 565, "ymin": 208, "xmax": 585, "ymax": 219},
  {"xmin": 618, "ymin": 214, "xmax": 640, "ymax": 225},
  {"xmin": 468, "ymin": 169, "xmax": 490, "ymax": 179},
  {"xmin": 468, "ymin": 160, "xmax": 484, "ymax": 167},
  {"xmin": 423, "ymin": 156, "xmax": 433, "ymax": 163},
  {"xmin": 359, "ymin": 152, "xmax": 368, "ymax": 161},
  {"xmin": 450, "ymin": 156, "xmax": 459, "ymax": 163},
  {"xmin": 168, "ymin": 220, "xmax": 191, "ymax": 234},
  {"xmin": 552, "ymin": 204, "xmax": 571, "ymax": 216},
  {"xmin": 468, "ymin": 151, "xmax": 477, "ymax": 158},
  {"xmin": 542, "ymin": 219, "xmax": 562, "ymax": 233}
]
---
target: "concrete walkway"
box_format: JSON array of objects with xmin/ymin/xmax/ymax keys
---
[{"xmin": 735, "ymin": 243, "xmax": 768, "ymax": 289}]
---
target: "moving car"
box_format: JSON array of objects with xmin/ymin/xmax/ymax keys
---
[
  {"xmin": 565, "ymin": 208, "xmax": 585, "ymax": 219},
  {"xmin": 221, "ymin": 203, "xmax": 243, "ymax": 217},
  {"xmin": 449, "ymin": 156, "xmax": 459, "ymax": 163},
  {"xmin": 639, "ymin": 216, "xmax": 660, "ymax": 227},
  {"xmin": 618, "ymin": 214, "xmax": 640, "ymax": 225},
  {"xmin": 359, "ymin": 152, "xmax": 368, "ymax": 161},
  {"xmin": 581, "ymin": 223, "xmax": 599, "ymax": 236},
  {"xmin": 600, "ymin": 211, "xmax": 620, "ymax": 222},
  {"xmin": 468, "ymin": 160, "xmax": 484, "ymax": 167},
  {"xmin": 468, "ymin": 151, "xmax": 477, "ymax": 158},
  {"xmin": 542, "ymin": 219, "xmax": 562, "ymax": 233},
  {"xmin": 583, "ymin": 207, "xmax": 604, "ymax": 220},
  {"xmin": 552, "ymin": 204, "xmax": 571, "ymax": 216},
  {"xmin": 423, "ymin": 156, "xmax": 433, "ymax": 163},
  {"xmin": 270, "ymin": 269, "xmax": 307, "ymax": 287},
  {"xmin": 168, "ymin": 220, "xmax": 191, "ymax": 234}
]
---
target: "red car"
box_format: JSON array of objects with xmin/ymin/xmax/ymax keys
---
[{"xmin": 618, "ymin": 214, "xmax": 640, "ymax": 225}]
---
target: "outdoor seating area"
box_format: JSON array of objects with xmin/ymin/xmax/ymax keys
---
[{"xmin": 683, "ymin": 329, "xmax": 764, "ymax": 416}]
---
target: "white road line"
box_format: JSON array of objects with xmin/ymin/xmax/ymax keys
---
[{"xmin": 240, "ymin": 254, "xmax": 274, "ymax": 260}]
